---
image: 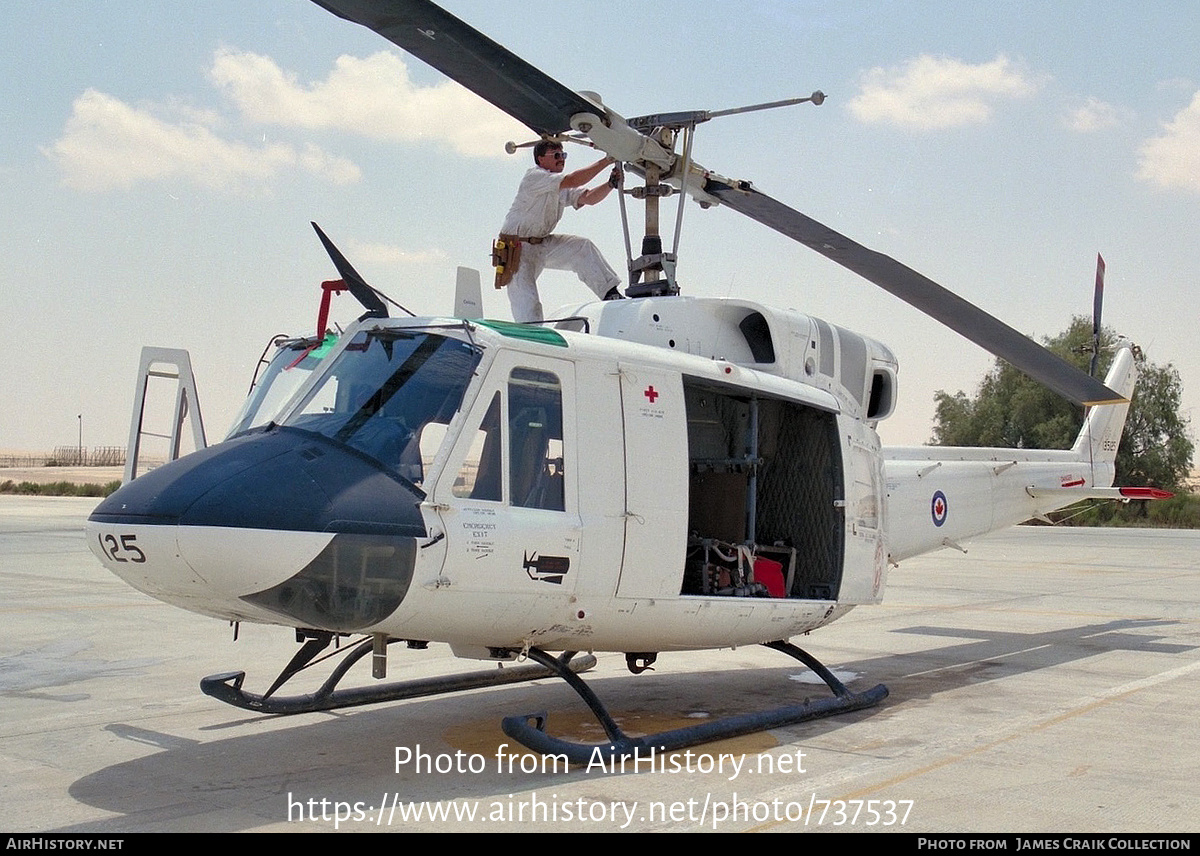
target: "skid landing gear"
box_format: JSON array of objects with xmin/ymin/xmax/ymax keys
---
[
  {"xmin": 201, "ymin": 633, "xmax": 596, "ymax": 715},
  {"xmin": 502, "ymin": 641, "xmax": 887, "ymax": 765}
]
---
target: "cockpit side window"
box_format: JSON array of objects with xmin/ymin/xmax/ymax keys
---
[
  {"xmin": 452, "ymin": 392, "xmax": 502, "ymax": 501},
  {"xmin": 508, "ymin": 368, "xmax": 564, "ymax": 512}
]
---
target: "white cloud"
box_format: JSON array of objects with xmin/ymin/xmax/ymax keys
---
[
  {"xmin": 1063, "ymin": 96, "xmax": 1120, "ymax": 132},
  {"xmin": 1156, "ymin": 77, "xmax": 1196, "ymax": 95},
  {"xmin": 848, "ymin": 55, "xmax": 1042, "ymax": 130},
  {"xmin": 47, "ymin": 89, "xmax": 360, "ymax": 192},
  {"xmin": 209, "ymin": 49, "xmax": 526, "ymax": 158},
  {"xmin": 345, "ymin": 240, "xmax": 447, "ymax": 266},
  {"xmin": 1138, "ymin": 91, "xmax": 1200, "ymax": 193},
  {"xmin": 47, "ymin": 47, "xmax": 525, "ymax": 194}
]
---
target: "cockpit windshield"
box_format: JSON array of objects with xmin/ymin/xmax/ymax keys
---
[
  {"xmin": 281, "ymin": 330, "xmax": 481, "ymax": 485},
  {"xmin": 226, "ymin": 334, "xmax": 337, "ymax": 439}
]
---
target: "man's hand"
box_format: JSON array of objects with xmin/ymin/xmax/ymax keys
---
[{"xmin": 561, "ymin": 155, "xmax": 617, "ymax": 189}]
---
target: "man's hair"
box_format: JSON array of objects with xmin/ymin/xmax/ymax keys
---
[{"xmin": 533, "ymin": 140, "xmax": 563, "ymax": 162}]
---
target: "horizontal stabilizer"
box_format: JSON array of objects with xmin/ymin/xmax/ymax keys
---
[{"xmin": 1026, "ymin": 486, "xmax": 1173, "ymax": 501}]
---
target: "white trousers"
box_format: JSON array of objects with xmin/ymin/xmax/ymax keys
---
[{"xmin": 507, "ymin": 234, "xmax": 621, "ymax": 323}]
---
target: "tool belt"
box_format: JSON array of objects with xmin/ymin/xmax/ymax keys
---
[{"xmin": 492, "ymin": 234, "xmax": 546, "ymax": 289}]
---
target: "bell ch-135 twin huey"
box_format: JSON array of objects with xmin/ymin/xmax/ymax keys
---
[{"xmin": 86, "ymin": 0, "xmax": 1168, "ymax": 763}]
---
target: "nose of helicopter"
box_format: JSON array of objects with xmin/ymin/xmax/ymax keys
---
[{"xmin": 87, "ymin": 427, "xmax": 426, "ymax": 631}]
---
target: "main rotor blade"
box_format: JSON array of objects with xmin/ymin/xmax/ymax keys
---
[
  {"xmin": 311, "ymin": 0, "xmax": 596, "ymax": 135},
  {"xmin": 312, "ymin": 0, "xmax": 1120, "ymax": 406},
  {"xmin": 704, "ymin": 179, "xmax": 1125, "ymax": 406},
  {"xmin": 311, "ymin": 222, "xmax": 389, "ymax": 318}
]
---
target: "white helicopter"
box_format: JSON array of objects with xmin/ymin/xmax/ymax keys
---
[{"xmin": 86, "ymin": 0, "xmax": 1169, "ymax": 763}]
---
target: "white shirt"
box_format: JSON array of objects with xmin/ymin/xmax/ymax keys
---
[{"xmin": 500, "ymin": 167, "xmax": 586, "ymax": 237}]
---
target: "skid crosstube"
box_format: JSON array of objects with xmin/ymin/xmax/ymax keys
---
[
  {"xmin": 502, "ymin": 642, "xmax": 888, "ymax": 765},
  {"xmin": 200, "ymin": 633, "xmax": 884, "ymax": 762},
  {"xmin": 201, "ymin": 637, "xmax": 595, "ymax": 715}
]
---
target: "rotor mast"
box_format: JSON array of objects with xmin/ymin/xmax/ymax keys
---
[
  {"xmin": 520, "ymin": 92, "xmax": 827, "ymax": 297},
  {"xmin": 623, "ymin": 98, "xmax": 825, "ymax": 296}
]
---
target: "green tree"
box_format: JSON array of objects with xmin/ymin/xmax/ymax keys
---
[{"xmin": 931, "ymin": 317, "xmax": 1194, "ymax": 495}]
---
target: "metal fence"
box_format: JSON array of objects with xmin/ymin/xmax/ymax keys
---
[{"xmin": 0, "ymin": 447, "xmax": 128, "ymax": 468}]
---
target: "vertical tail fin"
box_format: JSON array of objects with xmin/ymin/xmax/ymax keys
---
[{"xmin": 1072, "ymin": 339, "xmax": 1137, "ymax": 484}]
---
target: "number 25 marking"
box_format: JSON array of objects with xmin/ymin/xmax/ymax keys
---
[{"xmin": 99, "ymin": 533, "xmax": 146, "ymax": 563}]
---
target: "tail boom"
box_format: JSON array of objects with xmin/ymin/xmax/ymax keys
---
[{"xmin": 883, "ymin": 340, "xmax": 1147, "ymax": 562}]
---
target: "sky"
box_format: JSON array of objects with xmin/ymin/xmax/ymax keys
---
[{"xmin": 2, "ymin": 1, "xmax": 1197, "ymax": 458}]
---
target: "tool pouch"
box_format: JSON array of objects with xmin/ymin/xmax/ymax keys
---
[{"xmin": 492, "ymin": 234, "xmax": 522, "ymax": 289}]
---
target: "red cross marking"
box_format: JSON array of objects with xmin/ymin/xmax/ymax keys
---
[{"xmin": 644, "ymin": 385, "xmax": 659, "ymax": 403}]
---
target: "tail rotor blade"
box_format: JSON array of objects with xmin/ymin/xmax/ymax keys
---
[{"xmin": 1091, "ymin": 253, "xmax": 1105, "ymax": 377}]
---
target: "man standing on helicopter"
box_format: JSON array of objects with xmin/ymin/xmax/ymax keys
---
[{"xmin": 495, "ymin": 140, "xmax": 624, "ymax": 323}]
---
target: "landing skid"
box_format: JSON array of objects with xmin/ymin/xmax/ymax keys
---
[
  {"xmin": 201, "ymin": 634, "xmax": 596, "ymax": 716},
  {"xmin": 502, "ymin": 641, "xmax": 888, "ymax": 764}
]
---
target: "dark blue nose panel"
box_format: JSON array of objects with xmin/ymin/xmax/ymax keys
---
[
  {"xmin": 90, "ymin": 427, "xmax": 426, "ymax": 537},
  {"xmin": 90, "ymin": 430, "xmax": 290, "ymax": 526},
  {"xmin": 90, "ymin": 427, "xmax": 426, "ymax": 632}
]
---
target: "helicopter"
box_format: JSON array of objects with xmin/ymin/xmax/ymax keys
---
[{"xmin": 85, "ymin": 0, "xmax": 1170, "ymax": 764}]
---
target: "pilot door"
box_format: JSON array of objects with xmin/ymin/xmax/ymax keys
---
[{"xmin": 428, "ymin": 352, "xmax": 581, "ymax": 598}]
